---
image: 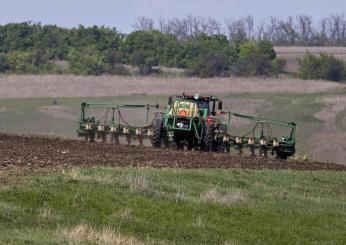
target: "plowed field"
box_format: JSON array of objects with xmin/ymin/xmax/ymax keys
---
[{"xmin": 1, "ymin": 133, "xmax": 345, "ymax": 172}]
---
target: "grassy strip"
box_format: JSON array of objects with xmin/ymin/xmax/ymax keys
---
[{"xmin": 0, "ymin": 167, "xmax": 345, "ymax": 244}]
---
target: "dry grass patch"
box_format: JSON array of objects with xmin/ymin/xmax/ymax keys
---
[
  {"xmin": 63, "ymin": 169, "xmax": 115, "ymax": 185},
  {"xmin": 200, "ymin": 188, "xmax": 247, "ymax": 205},
  {"xmin": 63, "ymin": 169, "xmax": 154, "ymax": 195},
  {"xmin": 275, "ymin": 46, "xmax": 346, "ymax": 55},
  {"xmin": 223, "ymin": 240, "xmax": 241, "ymax": 245},
  {"xmin": 0, "ymin": 75, "xmax": 345, "ymax": 99},
  {"xmin": 192, "ymin": 215, "xmax": 205, "ymax": 228},
  {"xmin": 112, "ymin": 208, "xmax": 134, "ymax": 222},
  {"xmin": 37, "ymin": 206, "xmax": 59, "ymax": 221},
  {"xmin": 57, "ymin": 223, "xmax": 141, "ymax": 245},
  {"xmin": 0, "ymin": 201, "xmax": 24, "ymax": 213},
  {"xmin": 121, "ymin": 174, "xmax": 152, "ymax": 194},
  {"xmin": 64, "ymin": 168, "xmax": 85, "ymax": 182}
]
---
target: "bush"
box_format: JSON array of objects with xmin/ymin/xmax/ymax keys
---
[
  {"xmin": 232, "ymin": 41, "xmax": 281, "ymax": 76},
  {"xmin": 298, "ymin": 52, "xmax": 346, "ymax": 82},
  {"xmin": 271, "ymin": 57, "xmax": 286, "ymax": 76},
  {"xmin": 122, "ymin": 30, "xmax": 163, "ymax": 74},
  {"xmin": 130, "ymin": 49, "xmax": 158, "ymax": 75},
  {"xmin": 5, "ymin": 50, "xmax": 53, "ymax": 74},
  {"xmin": 188, "ymin": 51, "xmax": 230, "ymax": 77},
  {"xmin": 67, "ymin": 48, "xmax": 108, "ymax": 75},
  {"xmin": 103, "ymin": 50, "xmax": 128, "ymax": 75},
  {"xmin": 0, "ymin": 53, "xmax": 9, "ymax": 72}
]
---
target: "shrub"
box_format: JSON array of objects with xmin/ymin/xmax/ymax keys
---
[
  {"xmin": 188, "ymin": 51, "xmax": 230, "ymax": 78},
  {"xmin": 130, "ymin": 49, "xmax": 158, "ymax": 75},
  {"xmin": 298, "ymin": 52, "xmax": 346, "ymax": 82},
  {"xmin": 67, "ymin": 48, "xmax": 108, "ymax": 75},
  {"xmin": 5, "ymin": 50, "xmax": 53, "ymax": 74},
  {"xmin": 232, "ymin": 41, "xmax": 280, "ymax": 76},
  {"xmin": 0, "ymin": 53, "xmax": 9, "ymax": 72},
  {"xmin": 103, "ymin": 50, "xmax": 128, "ymax": 75},
  {"xmin": 271, "ymin": 57, "xmax": 286, "ymax": 76}
]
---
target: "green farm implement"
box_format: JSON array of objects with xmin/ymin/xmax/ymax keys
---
[
  {"xmin": 77, "ymin": 102, "xmax": 159, "ymax": 145},
  {"xmin": 77, "ymin": 93, "xmax": 296, "ymax": 159}
]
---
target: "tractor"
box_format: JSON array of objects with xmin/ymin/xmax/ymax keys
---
[
  {"xmin": 151, "ymin": 93, "xmax": 296, "ymax": 159},
  {"xmin": 152, "ymin": 93, "xmax": 223, "ymax": 151},
  {"xmin": 76, "ymin": 93, "xmax": 296, "ymax": 159}
]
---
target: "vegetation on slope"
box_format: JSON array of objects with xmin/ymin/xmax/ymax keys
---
[
  {"xmin": 298, "ymin": 52, "xmax": 346, "ymax": 82},
  {"xmin": 0, "ymin": 167, "xmax": 345, "ymax": 244}
]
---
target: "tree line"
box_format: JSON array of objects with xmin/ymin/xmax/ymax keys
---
[
  {"xmin": 135, "ymin": 13, "xmax": 346, "ymax": 46},
  {"xmin": 0, "ymin": 21, "xmax": 284, "ymax": 77},
  {"xmin": 0, "ymin": 14, "xmax": 345, "ymax": 81}
]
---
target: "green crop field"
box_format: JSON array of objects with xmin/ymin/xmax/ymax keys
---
[
  {"xmin": 1, "ymin": 167, "xmax": 345, "ymax": 244},
  {"xmin": 1, "ymin": 74, "xmax": 345, "ymax": 243}
]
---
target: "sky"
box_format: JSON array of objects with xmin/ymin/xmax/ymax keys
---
[{"xmin": 0, "ymin": 0, "xmax": 345, "ymax": 33}]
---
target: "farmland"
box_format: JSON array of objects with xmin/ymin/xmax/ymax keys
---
[
  {"xmin": 0, "ymin": 74, "xmax": 345, "ymax": 163},
  {"xmin": 0, "ymin": 158, "xmax": 345, "ymax": 244},
  {"xmin": 1, "ymin": 70, "xmax": 346, "ymax": 244}
]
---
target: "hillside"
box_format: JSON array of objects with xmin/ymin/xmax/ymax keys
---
[{"xmin": 1, "ymin": 163, "xmax": 345, "ymax": 244}]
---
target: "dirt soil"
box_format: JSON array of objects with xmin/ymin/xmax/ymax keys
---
[{"xmin": 0, "ymin": 133, "xmax": 345, "ymax": 173}]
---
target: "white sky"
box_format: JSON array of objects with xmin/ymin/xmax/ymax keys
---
[{"xmin": 0, "ymin": 0, "xmax": 345, "ymax": 32}]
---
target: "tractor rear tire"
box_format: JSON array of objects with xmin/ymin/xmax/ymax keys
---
[
  {"xmin": 276, "ymin": 152, "xmax": 290, "ymax": 160},
  {"xmin": 152, "ymin": 117, "xmax": 163, "ymax": 148},
  {"xmin": 203, "ymin": 125, "xmax": 214, "ymax": 152}
]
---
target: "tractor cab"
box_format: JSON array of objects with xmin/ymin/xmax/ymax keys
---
[
  {"xmin": 167, "ymin": 93, "xmax": 222, "ymax": 118},
  {"xmin": 160, "ymin": 93, "xmax": 223, "ymax": 149}
]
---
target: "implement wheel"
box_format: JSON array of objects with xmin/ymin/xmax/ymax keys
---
[{"xmin": 152, "ymin": 117, "xmax": 163, "ymax": 148}]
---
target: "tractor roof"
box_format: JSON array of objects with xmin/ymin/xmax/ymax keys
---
[{"xmin": 176, "ymin": 93, "xmax": 219, "ymax": 102}]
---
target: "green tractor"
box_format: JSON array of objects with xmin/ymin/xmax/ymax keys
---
[
  {"xmin": 76, "ymin": 93, "xmax": 296, "ymax": 159},
  {"xmin": 151, "ymin": 93, "xmax": 296, "ymax": 159},
  {"xmin": 152, "ymin": 93, "xmax": 223, "ymax": 151}
]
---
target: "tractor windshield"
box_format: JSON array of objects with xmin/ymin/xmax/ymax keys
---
[{"xmin": 196, "ymin": 100, "xmax": 209, "ymax": 111}]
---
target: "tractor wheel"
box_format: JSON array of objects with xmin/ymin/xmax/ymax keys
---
[
  {"xmin": 87, "ymin": 133, "xmax": 95, "ymax": 142},
  {"xmin": 162, "ymin": 130, "xmax": 169, "ymax": 148},
  {"xmin": 203, "ymin": 124, "xmax": 214, "ymax": 151},
  {"xmin": 276, "ymin": 152, "xmax": 290, "ymax": 160},
  {"xmin": 101, "ymin": 133, "xmax": 107, "ymax": 143},
  {"xmin": 152, "ymin": 117, "xmax": 163, "ymax": 148}
]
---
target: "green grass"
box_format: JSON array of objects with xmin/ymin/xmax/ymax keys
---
[{"xmin": 1, "ymin": 167, "xmax": 346, "ymax": 244}]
